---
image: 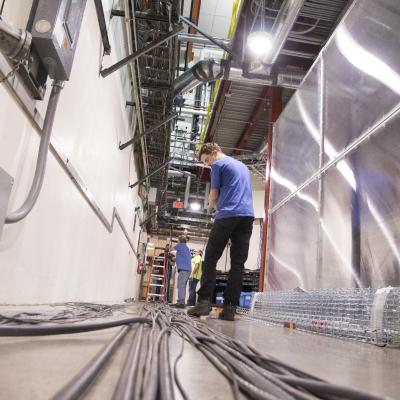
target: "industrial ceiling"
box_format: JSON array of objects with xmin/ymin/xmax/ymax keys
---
[{"xmin": 122, "ymin": 0, "xmax": 352, "ymax": 239}]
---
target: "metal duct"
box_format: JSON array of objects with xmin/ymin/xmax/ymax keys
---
[
  {"xmin": 263, "ymin": 0, "xmax": 307, "ymax": 65},
  {"xmin": 180, "ymin": 108, "xmax": 208, "ymax": 116},
  {"xmin": 230, "ymin": 66, "xmax": 306, "ymax": 88},
  {"xmin": 168, "ymin": 170, "xmax": 185, "ymax": 177},
  {"xmin": 174, "ymin": 60, "xmax": 305, "ymax": 96},
  {"xmin": 277, "ymin": 70, "xmax": 305, "ymax": 89},
  {"xmin": 178, "ymin": 33, "xmax": 231, "ymax": 47},
  {"xmin": 0, "ymin": 18, "xmax": 31, "ymax": 62},
  {"xmin": 229, "ymin": 67, "xmax": 273, "ymax": 86},
  {"xmin": 174, "ymin": 59, "xmax": 227, "ymax": 97}
]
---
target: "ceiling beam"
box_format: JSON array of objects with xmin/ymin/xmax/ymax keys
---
[{"xmin": 233, "ymin": 86, "xmax": 271, "ymax": 155}]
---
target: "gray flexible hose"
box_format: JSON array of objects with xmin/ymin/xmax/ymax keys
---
[{"xmin": 5, "ymin": 80, "xmax": 64, "ymax": 223}]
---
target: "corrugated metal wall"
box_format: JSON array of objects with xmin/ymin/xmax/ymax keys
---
[{"xmin": 266, "ymin": 0, "xmax": 400, "ymax": 290}]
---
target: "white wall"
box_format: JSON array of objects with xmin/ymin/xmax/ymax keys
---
[{"xmin": 0, "ymin": 1, "xmax": 143, "ymax": 303}]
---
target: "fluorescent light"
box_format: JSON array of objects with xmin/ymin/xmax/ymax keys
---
[
  {"xmin": 247, "ymin": 31, "xmax": 272, "ymax": 57},
  {"xmin": 190, "ymin": 202, "xmax": 201, "ymax": 211}
]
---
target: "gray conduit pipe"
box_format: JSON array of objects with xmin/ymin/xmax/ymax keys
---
[
  {"xmin": 5, "ymin": 80, "xmax": 64, "ymax": 223},
  {"xmin": 0, "ymin": 18, "xmax": 31, "ymax": 62}
]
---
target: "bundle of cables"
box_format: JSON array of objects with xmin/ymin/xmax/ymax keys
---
[{"xmin": 0, "ymin": 303, "xmax": 391, "ymax": 400}]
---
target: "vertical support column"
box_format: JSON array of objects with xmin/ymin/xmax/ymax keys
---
[
  {"xmin": 259, "ymin": 87, "xmax": 282, "ymax": 292},
  {"xmin": 184, "ymin": 174, "xmax": 191, "ymax": 209},
  {"xmin": 351, "ymin": 169, "xmax": 362, "ymax": 287}
]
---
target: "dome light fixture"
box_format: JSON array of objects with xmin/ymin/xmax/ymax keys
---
[
  {"xmin": 247, "ymin": 0, "xmax": 272, "ymax": 58},
  {"xmin": 247, "ymin": 31, "xmax": 272, "ymax": 57}
]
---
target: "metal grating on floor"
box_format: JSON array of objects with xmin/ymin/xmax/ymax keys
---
[{"xmin": 239, "ymin": 287, "xmax": 400, "ymax": 347}]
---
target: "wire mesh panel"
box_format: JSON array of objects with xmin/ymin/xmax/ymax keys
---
[
  {"xmin": 384, "ymin": 289, "xmax": 400, "ymax": 347},
  {"xmin": 244, "ymin": 287, "xmax": 400, "ymax": 347}
]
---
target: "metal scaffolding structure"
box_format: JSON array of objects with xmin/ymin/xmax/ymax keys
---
[{"xmin": 127, "ymin": 0, "xmax": 182, "ymax": 209}]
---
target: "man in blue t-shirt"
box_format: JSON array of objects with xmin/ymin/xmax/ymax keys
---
[
  {"xmin": 173, "ymin": 235, "xmax": 192, "ymax": 308},
  {"xmin": 188, "ymin": 143, "xmax": 254, "ymax": 320}
]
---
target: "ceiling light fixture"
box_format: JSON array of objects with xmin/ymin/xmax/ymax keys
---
[
  {"xmin": 247, "ymin": 31, "xmax": 272, "ymax": 57},
  {"xmin": 247, "ymin": 0, "xmax": 272, "ymax": 58}
]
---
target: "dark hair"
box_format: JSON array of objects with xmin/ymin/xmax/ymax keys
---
[
  {"xmin": 199, "ymin": 142, "xmax": 221, "ymax": 157},
  {"xmin": 178, "ymin": 235, "xmax": 187, "ymax": 243}
]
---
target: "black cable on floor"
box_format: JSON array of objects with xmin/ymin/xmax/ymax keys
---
[
  {"xmin": 3, "ymin": 303, "xmax": 388, "ymax": 400},
  {"xmin": 0, "ymin": 316, "xmax": 150, "ymax": 336},
  {"xmin": 112, "ymin": 324, "xmax": 145, "ymax": 400},
  {"xmin": 0, "ymin": 302, "xmax": 131, "ymax": 325},
  {"xmin": 173, "ymin": 337, "xmax": 191, "ymax": 400},
  {"xmin": 154, "ymin": 305, "xmax": 389, "ymax": 400},
  {"xmin": 52, "ymin": 325, "xmax": 131, "ymax": 400}
]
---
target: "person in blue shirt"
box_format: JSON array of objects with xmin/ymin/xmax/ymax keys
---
[
  {"xmin": 173, "ymin": 235, "xmax": 192, "ymax": 308},
  {"xmin": 188, "ymin": 143, "xmax": 254, "ymax": 320}
]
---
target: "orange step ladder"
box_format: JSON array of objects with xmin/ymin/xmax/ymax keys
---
[{"xmin": 145, "ymin": 254, "xmax": 166, "ymax": 302}]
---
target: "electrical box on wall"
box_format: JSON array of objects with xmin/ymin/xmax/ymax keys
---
[
  {"xmin": 29, "ymin": 0, "xmax": 87, "ymax": 80},
  {"xmin": 0, "ymin": 168, "xmax": 13, "ymax": 240}
]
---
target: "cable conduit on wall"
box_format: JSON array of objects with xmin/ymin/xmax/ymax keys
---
[
  {"xmin": 5, "ymin": 80, "xmax": 64, "ymax": 223},
  {"xmin": 0, "ymin": 55, "xmax": 138, "ymax": 256}
]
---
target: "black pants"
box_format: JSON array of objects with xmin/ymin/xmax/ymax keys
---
[
  {"xmin": 188, "ymin": 278, "xmax": 199, "ymax": 306},
  {"xmin": 197, "ymin": 216, "xmax": 254, "ymax": 304}
]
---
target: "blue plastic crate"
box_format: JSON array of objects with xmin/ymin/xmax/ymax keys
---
[
  {"xmin": 216, "ymin": 292, "xmax": 224, "ymax": 306},
  {"xmin": 240, "ymin": 292, "xmax": 255, "ymax": 308}
]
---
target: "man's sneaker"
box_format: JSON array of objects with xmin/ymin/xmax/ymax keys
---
[
  {"xmin": 187, "ymin": 299, "xmax": 212, "ymax": 317},
  {"xmin": 219, "ymin": 303, "xmax": 236, "ymax": 321}
]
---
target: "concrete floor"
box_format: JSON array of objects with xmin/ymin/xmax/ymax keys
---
[{"xmin": 0, "ymin": 305, "xmax": 399, "ymax": 399}]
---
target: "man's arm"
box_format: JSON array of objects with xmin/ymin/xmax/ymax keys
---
[{"xmin": 208, "ymin": 188, "xmax": 219, "ymax": 209}]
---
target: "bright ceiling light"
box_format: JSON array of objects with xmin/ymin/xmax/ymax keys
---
[
  {"xmin": 247, "ymin": 31, "xmax": 272, "ymax": 57},
  {"xmin": 190, "ymin": 202, "xmax": 201, "ymax": 211}
]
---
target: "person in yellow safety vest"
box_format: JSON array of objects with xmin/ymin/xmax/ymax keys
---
[{"xmin": 187, "ymin": 249, "xmax": 203, "ymax": 306}]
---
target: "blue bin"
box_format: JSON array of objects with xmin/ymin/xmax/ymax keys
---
[
  {"xmin": 216, "ymin": 292, "xmax": 224, "ymax": 306},
  {"xmin": 240, "ymin": 292, "xmax": 255, "ymax": 308}
]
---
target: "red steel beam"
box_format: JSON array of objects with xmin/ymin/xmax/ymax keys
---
[
  {"xmin": 233, "ymin": 86, "xmax": 271, "ymax": 154},
  {"xmin": 187, "ymin": 0, "xmax": 202, "ymax": 62},
  {"xmin": 259, "ymin": 86, "xmax": 283, "ymax": 292}
]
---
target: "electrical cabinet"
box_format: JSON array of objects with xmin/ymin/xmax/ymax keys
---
[{"xmin": 30, "ymin": 0, "xmax": 87, "ymax": 80}]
